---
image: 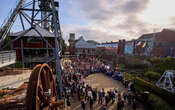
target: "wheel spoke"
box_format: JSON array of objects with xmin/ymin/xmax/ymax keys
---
[
  {"xmin": 40, "ymin": 69, "xmax": 49, "ymax": 91},
  {"xmin": 38, "ymin": 86, "xmax": 50, "ymax": 106}
]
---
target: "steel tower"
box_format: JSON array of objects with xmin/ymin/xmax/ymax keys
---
[{"xmin": 0, "ymin": 0, "xmax": 63, "ymax": 98}]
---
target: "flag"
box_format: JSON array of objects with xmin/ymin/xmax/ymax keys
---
[
  {"xmin": 136, "ymin": 41, "xmax": 142, "ymax": 46},
  {"xmin": 142, "ymin": 42, "xmax": 146, "ymax": 48}
]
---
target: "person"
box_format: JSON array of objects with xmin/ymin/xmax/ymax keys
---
[
  {"xmin": 117, "ymin": 99, "xmax": 122, "ymax": 110},
  {"xmin": 66, "ymin": 97, "xmax": 71, "ymax": 110},
  {"xmin": 92, "ymin": 89, "xmax": 97, "ymax": 101},
  {"xmin": 98, "ymin": 90, "xmax": 103, "ymax": 104},
  {"xmin": 132, "ymin": 99, "xmax": 136, "ymax": 110},
  {"xmin": 127, "ymin": 92, "xmax": 132, "ymax": 105},
  {"xmin": 88, "ymin": 89, "xmax": 93, "ymax": 101},
  {"xmin": 111, "ymin": 90, "xmax": 115, "ymax": 104},
  {"xmin": 105, "ymin": 95, "xmax": 110, "ymax": 106},
  {"xmin": 121, "ymin": 99, "xmax": 124, "ymax": 110},
  {"xmin": 123, "ymin": 92, "xmax": 127, "ymax": 101},
  {"xmin": 117, "ymin": 99, "xmax": 124, "ymax": 110},
  {"xmin": 102, "ymin": 105, "xmax": 107, "ymax": 110},
  {"xmin": 118, "ymin": 92, "xmax": 121, "ymax": 101},
  {"xmin": 81, "ymin": 99, "xmax": 86, "ymax": 110},
  {"xmin": 102, "ymin": 88, "xmax": 105, "ymax": 103},
  {"xmin": 89, "ymin": 97, "xmax": 94, "ymax": 110}
]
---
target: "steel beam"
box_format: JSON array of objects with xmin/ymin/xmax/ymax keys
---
[{"xmin": 50, "ymin": 0, "xmax": 63, "ymax": 98}]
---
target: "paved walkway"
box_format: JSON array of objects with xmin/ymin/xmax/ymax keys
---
[{"xmin": 70, "ymin": 73, "xmax": 147, "ymax": 110}]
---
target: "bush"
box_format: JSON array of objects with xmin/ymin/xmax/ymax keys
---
[
  {"xmin": 123, "ymin": 72, "xmax": 135, "ymax": 81},
  {"xmin": 8, "ymin": 62, "xmax": 23, "ymax": 68},
  {"xmin": 149, "ymin": 57, "xmax": 175, "ymax": 73},
  {"xmin": 125, "ymin": 62, "xmax": 148, "ymax": 69},
  {"xmin": 134, "ymin": 77, "xmax": 175, "ymax": 106},
  {"xmin": 148, "ymin": 94, "xmax": 173, "ymax": 110},
  {"xmin": 145, "ymin": 71, "xmax": 161, "ymax": 82}
]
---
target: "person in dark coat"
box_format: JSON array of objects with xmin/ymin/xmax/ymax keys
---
[
  {"xmin": 89, "ymin": 97, "xmax": 94, "ymax": 110},
  {"xmin": 81, "ymin": 99, "xmax": 86, "ymax": 110},
  {"xmin": 105, "ymin": 95, "xmax": 110, "ymax": 106},
  {"xmin": 117, "ymin": 99, "xmax": 124, "ymax": 110},
  {"xmin": 132, "ymin": 99, "xmax": 136, "ymax": 110},
  {"xmin": 66, "ymin": 97, "xmax": 71, "ymax": 110}
]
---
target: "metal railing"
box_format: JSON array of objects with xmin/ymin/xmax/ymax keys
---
[{"xmin": 0, "ymin": 50, "xmax": 16, "ymax": 68}]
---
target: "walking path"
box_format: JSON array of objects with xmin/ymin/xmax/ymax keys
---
[{"xmin": 70, "ymin": 73, "xmax": 147, "ymax": 110}]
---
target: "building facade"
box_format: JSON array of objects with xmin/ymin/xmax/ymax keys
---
[
  {"xmin": 10, "ymin": 26, "xmax": 60, "ymax": 67},
  {"xmin": 68, "ymin": 33, "xmax": 97, "ymax": 56}
]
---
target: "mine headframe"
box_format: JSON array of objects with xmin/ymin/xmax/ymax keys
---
[{"xmin": 0, "ymin": 0, "xmax": 64, "ymax": 98}]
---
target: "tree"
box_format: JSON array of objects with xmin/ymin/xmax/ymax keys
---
[
  {"xmin": 87, "ymin": 40, "xmax": 99, "ymax": 45},
  {"xmin": 0, "ymin": 28, "xmax": 11, "ymax": 50}
]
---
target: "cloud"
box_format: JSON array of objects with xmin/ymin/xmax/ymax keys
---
[
  {"xmin": 120, "ymin": 0, "xmax": 149, "ymax": 14},
  {"xmin": 61, "ymin": 0, "xmax": 158, "ymax": 43},
  {"xmin": 169, "ymin": 16, "xmax": 175, "ymax": 27}
]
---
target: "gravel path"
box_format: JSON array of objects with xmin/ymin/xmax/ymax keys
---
[{"xmin": 70, "ymin": 73, "xmax": 147, "ymax": 110}]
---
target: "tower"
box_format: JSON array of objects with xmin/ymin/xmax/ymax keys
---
[
  {"xmin": 0, "ymin": 0, "xmax": 64, "ymax": 97},
  {"xmin": 68, "ymin": 33, "xmax": 75, "ymax": 55}
]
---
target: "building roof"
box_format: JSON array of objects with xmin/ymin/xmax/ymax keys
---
[
  {"xmin": 10, "ymin": 25, "xmax": 55, "ymax": 38},
  {"xmin": 75, "ymin": 37, "xmax": 96, "ymax": 49},
  {"xmin": 96, "ymin": 43, "xmax": 118, "ymax": 48},
  {"xmin": 139, "ymin": 32, "xmax": 160, "ymax": 39},
  {"xmin": 155, "ymin": 29, "xmax": 175, "ymax": 42}
]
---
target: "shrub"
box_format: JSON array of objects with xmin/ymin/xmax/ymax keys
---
[
  {"xmin": 148, "ymin": 94, "xmax": 173, "ymax": 110},
  {"xmin": 8, "ymin": 62, "xmax": 23, "ymax": 68},
  {"xmin": 134, "ymin": 77, "xmax": 175, "ymax": 106},
  {"xmin": 123, "ymin": 72, "xmax": 135, "ymax": 81},
  {"xmin": 144, "ymin": 71, "xmax": 161, "ymax": 82},
  {"xmin": 149, "ymin": 57, "xmax": 175, "ymax": 73},
  {"xmin": 125, "ymin": 62, "xmax": 148, "ymax": 70}
]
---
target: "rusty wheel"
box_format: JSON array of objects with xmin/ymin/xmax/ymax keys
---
[{"xmin": 26, "ymin": 64, "xmax": 58, "ymax": 110}]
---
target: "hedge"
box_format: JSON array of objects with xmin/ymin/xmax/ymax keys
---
[{"xmin": 134, "ymin": 77, "xmax": 175, "ymax": 106}]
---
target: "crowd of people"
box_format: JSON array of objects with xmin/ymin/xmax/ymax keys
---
[{"xmin": 60, "ymin": 56, "xmax": 138, "ymax": 110}]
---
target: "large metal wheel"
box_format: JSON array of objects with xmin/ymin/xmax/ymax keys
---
[{"xmin": 26, "ymin": 64, "xmax": 58, "ymax": 110}]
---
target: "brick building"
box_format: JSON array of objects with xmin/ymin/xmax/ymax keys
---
[
  {"xmin": 152, "ymin": 29, "xmax": 175, "ymax": 57},
  {"xmin": 135, "ymin": 29, "xmax": 175, "ymax": 57}
]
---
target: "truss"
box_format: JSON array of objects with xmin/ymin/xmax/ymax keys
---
[
  {"xmin": 0, "ymin": 0, "xmax": 64, "ymax": 98},
  {"xmin": 156, "ymin": 70, "xmax": 175, "ymax": 93}
]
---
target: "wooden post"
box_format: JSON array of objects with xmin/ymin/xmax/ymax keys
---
[
  {"xmin": 46, "ymin": 41, "xmax": 49, "ymax": 57},
  {"xmin": 21, "ymin": 39, "xmax": 24, "ymax": 68}
]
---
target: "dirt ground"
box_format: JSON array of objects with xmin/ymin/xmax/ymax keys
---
[
  {"xmin": 70, "ymin": 73, "xmax": 147, "ymax": 110},
  {"xmin": 0, "ymin": 69, "xmax": 31, "ymax": 89}
]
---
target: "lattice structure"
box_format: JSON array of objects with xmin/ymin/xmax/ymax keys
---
[
  {"xmin": 156, "ymin": 70, "xmax": 175, "ymax": 93},
  {"xmin": 0, "ymin": 0, "xmax": 64, "ymax": 97}
]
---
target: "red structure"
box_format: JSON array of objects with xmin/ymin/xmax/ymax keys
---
[
  {"xmin": 117, "ymin": 40, "xmax": 125, "ymax": 55},
  {"xmin": 10, "ymin": 26, "xmax": 62, "ymax": 67}
]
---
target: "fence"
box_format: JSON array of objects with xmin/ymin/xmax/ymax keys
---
[{"xmin": 0, "ymin": 50, "xmax": 16, "ymax": 68}]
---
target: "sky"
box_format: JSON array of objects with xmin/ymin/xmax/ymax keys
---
[{"xmin": 1, "ymin": 0, "xmax": 175, "ymax": 43}]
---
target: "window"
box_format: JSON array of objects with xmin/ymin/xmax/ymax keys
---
[{"xmin": 27, "ymin": 37, "xmax": 42, "ymax": 43}]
